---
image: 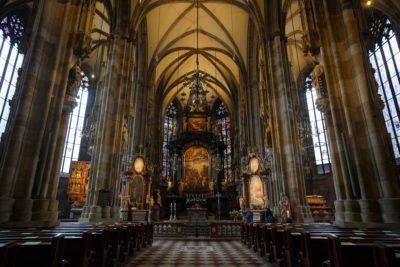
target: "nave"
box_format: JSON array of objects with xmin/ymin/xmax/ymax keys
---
[{"xmin": 1, "ymin": 221, "xmax": 399, "ymax": 266}]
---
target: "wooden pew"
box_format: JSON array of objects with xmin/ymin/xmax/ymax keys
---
[
  {"xmin": 302, "ymin": 232, "xmax": 329, "ymax": 267},
  {"xmin": 14, "ymin": 233, "xmax": 65, "ymax": 267},
  {"xmin": 327, "ymin": 234, "xmax": 375, "ymax": 267},
  {"xmin": 283, "ymin": 230, "xmax": 303, "ymax": 267},
  {"xmin": 241, "ymin": 222, "xmax": 400, "ymax": 267},
  {"xmin": 373, "ymin": 241, "xmax": 400, "ymax": 267},
  {"xmin": 62, "ymin": 232, "xmax": 92, "ymax": 267},
  {"xmin": 0, "ymin": 241, "xmax": 17, "ymax": 267},
  {"xmin": 0, "ymin": 222, "xmax": 150, "ymax": 267}
]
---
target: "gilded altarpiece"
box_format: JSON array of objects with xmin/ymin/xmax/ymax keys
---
[
  {"xmin": 67, "ymin": 161, "xmax": 90, "ymax": 204},
  {"xmin": 249, "ymin": 175, "xmax": 265, "ymax": 208},
  {"xmin": 180, "ymin": 146, "xmax": 210, "ymax": 195},
  {"xmin": 241, "ymin": 154, "xmax": 269, "ymax": 214}
]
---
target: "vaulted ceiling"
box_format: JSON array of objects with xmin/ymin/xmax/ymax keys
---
[{"xmin": 140, "ymin": 0, "xmax": 265, "ymax": 111}]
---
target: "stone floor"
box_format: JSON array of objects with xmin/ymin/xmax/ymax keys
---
[{"xmin": 124, "ymin": 238, "xmax": 272, "ymax": 266}]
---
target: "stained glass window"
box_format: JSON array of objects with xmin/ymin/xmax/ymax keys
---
[
  {"xmin": 0, "ymin": 14, "xmax": 24, "ymax": 46},
  {"xmin": 216, "ymin": 102, "xmax": 232, "ymax": 182},
  {"xmin": 60, "ymin": 76, "xmax": 90, "ymax": 173},
  {"xmin": 368, "ymin": 16, "xmax": 400, "ymax": 161},
  {"xmin": 305, "ymin": 75, "xmax": 331, "ymax": 174},
  {"xmin": 162, "ymin": 102, "xmax": 178, "ymax": 178},
  {"xmin": 0, "ymin": 15, "xmax": 24, "ymax": 139}
]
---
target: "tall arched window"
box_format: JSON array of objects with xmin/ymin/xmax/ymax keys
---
[
  {"xmin": 215, "ymin": 101, "xmax": 232, "ymax": 182},
  {"xmin": 162, "ymin": 102, "xmax": 178, "ymax": 178},
  {"xmin": 0, "ymin": 14, "xmax": 24, "ymax": 138},
  {"xmin": 305, "ymin": 74, "xmax": 331, "ymax": 174},
  {"xmin": 368, "ymin": 15, "xmax": 400, "ymax": 161},
  {"xmin": 60, "ymin": 76, "xmax": 90, "ymax": 173}
]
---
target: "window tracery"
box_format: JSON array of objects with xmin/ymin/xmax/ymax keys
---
[
  {"xmin": 60, "ymin": 76, "xmax": 90, "ymax": 173},
  {"xmin": 368, "ymin": 16, "xmax": 400, "ymax": 161},
  {"xmin": 215, "ymin": 101, "xmax": 232, "ymax": 182},
  {"xmin": 304, "ymin": 74, "xmax": 331, "ymax": 174},
  {"xmin": 0, "ymin": 14, "xmax": 24, "ymax": 139},
  {"xmin": 162, "ymin": 102, "xmax": 178, "ymax": 179}
]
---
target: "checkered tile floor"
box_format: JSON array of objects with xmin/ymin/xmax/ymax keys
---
[{"xmin": 124, "ymin": 239, "xmax": 272, "ymax": 266}]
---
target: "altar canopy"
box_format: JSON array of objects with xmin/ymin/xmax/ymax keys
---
[{"xmin": 180, "ymin": 146, "xmax": 210, "ymax": 194}]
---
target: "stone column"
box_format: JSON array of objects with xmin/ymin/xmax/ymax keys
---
[
  {"xmin": 0, "ymin": 0, "xmax": 83, "ymax": 227},
  {"xmin": 81, "ymin": 13, "xmax": 135, "ymax": 222},
  {"xmin": 265, "ymin": 32, "xmax": 312, "ymax": 222},
  {"xmin": 31, "ymin": 0, "xmax": 96, "ymax": 225},
  {"xmin": 311, "ymin": 0, "xmax": 400, "ymax": 226},
  {"xmin": 310, "ymin": 62, "xmax": 350, "ymax": 223},
  {"xmin": 341, "ymin": 0, "xmax": 400, "ymax": 223}
]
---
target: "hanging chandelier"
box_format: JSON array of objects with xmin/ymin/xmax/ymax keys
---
[{"xmin": 183, "ymin": 0, "xmax": 210, "ymax": 114}]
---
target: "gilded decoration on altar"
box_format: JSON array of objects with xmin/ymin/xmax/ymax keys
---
[
  {"xmin": 180, "ymin": 146, "xmax": 209, "ymax": 194},
  {"xmin": 188, "ymin": 117, "xmax": 207, "ymax": 132},
  {"xmin": 67, "ymin": 161, "xmax": 90, "ymax": 204}
]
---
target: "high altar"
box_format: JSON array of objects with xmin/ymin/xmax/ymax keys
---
[
  {"xmin": 164, "ymin": 101, "xmax": 227, "ymax": 219},
  {"xmin": 159, "ymin": 56, "xmax": 233, "ymax": 220}
]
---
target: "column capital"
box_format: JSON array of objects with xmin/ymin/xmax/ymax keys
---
[{"xmin": 315, "ymin": 96, "xmax": 331, "ymax": 114}]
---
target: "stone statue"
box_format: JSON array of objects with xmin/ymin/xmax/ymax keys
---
[
  {"xmin": 66, "ymin": 63, "xmax": 82, "ymax": 98},
  {"xmin": 208, "ymin": 180, "xmax": 214, "ymax": 194},
  {"xmin": 311, "ymin": 63, "xmax": 324, "ymax": 93},
  {"xmin": 369, "ymin": 63, "xmax": 385, "ymax": 110},
  {"xmin": 157, "ymin": 189, "xmax": 162, "ymax": 207},
  {"xmin": 122, "ymin": 117, "xmax": 129, "ymax": 151},
  {"xmin": 279, "ymin": 192, "xmax": 291, "ymax": 223},
  {"xmin": 239, "ymin": 197, "xmax": 245, "ymax": 210}
]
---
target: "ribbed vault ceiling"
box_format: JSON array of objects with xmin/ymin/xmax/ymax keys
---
[{"xmin": 142, "ymin": 0, "xmax": 257, "ymax": 110}]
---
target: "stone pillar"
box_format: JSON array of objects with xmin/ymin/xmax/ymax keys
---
[
  {"xmin": 310, "ymin": 62, "xmax": 350, "ymax": 223},
  {"xmin": 312, "ymin": 0, "xmax": 400, "ymax": 226},
  {"xmin": 0, "ymin": 0, "xmax": 84, "ymax": 227},
  {"xmin": 342, "ymin": 0, "xmax": 400, "ymax": 224},
  {"xmin": 81, "ymin": 9, "xmax": 135, "ymax": 222},
  {"xmin": 265, "ymin": 32, "xmax": 312, "ymax": 222},
  {"xmin": 31, "ymin": 0, "xmax": 96, "ymax": 225}
]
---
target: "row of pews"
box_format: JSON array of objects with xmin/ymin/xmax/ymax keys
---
[
  {"xmin": 241, "ymin": 222, "xmax": 400, "ymax": 267},
  {"xmin": 0, "ymin": 221, "xmax": 153, "ymax": 267}
]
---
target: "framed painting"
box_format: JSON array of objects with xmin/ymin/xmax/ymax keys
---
[
  {"xmin": 188, "ymin": 117, "xmax": 207, "ymax": 132},
  {"xmin": 181, "ymin": 146, "xmax": 209, "ymax": 193}
]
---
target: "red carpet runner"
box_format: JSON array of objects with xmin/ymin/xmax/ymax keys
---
[{"xmin": 124, "ymin": 239, "xmax": 271, "ymax": 266}]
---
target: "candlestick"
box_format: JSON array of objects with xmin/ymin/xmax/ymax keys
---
[
  {"xmin": 170, "ymin": 203, "xmax": 173, "ymax": 221},
  {"xmin": 173, "ymin": 202, "xmax": 177, "ymax": 220}
]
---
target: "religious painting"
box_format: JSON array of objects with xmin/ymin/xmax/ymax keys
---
[
  {"xmin": 249, "ymin": 175, "xmax": 265, "ymax": 209},
  {"xmin": 181, "ymin": 146, "xmax": 209, "ymax": 194},
  {"xmin": 188, "ymin": 117, "xmax": 207, "ymax": 132},
  {"xmin": 130, "ymin": 175, "xmax": 144, "ymax": 207},
  {"xmin": 67, "ymin": 161, "xmax": 90, "ymax": 204}
]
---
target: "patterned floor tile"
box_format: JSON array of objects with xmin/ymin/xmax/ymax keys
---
[{"xmin": 123, "ymin": 239, "xmax": 272, "ymax": 266}]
